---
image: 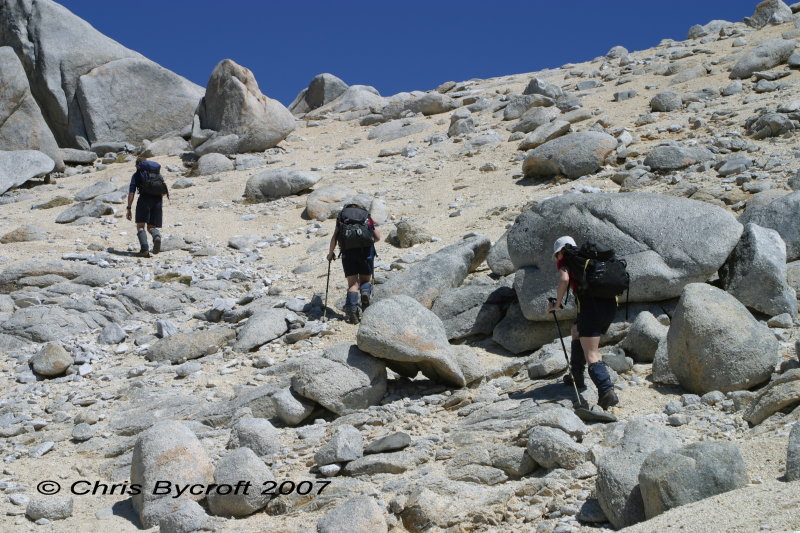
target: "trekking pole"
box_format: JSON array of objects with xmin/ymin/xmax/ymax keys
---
[
  {"xmin": 548, "ymin": 297, "xmax": 585, "ymax": 408},
  {"xmin": 323, "ymin": 259, "xmax": 332, "ymax": 323}
]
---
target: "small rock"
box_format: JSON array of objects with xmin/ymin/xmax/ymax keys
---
[{"xmin": 26, "ymin": 497, "xmax": 73, "ymax": 521}]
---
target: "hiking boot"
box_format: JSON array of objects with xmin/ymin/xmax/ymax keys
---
[
  {"xmin": 137, "ymin": 250, "xmax": 151, "ymax": 258},
  {"xmin": 344, "ymin": 304, "xmax": 361, "ymax": 324},
  {"xmin": 598, "ymin": 389, "xmax": 619, "ymax": 409},
  {"xmin": 563, "ymin": 371, "xmax": 585, "ymax": 389},
  {"xmin": 152, "ymin": 236, "xmax": 161, "ymax": 254},
  {"xmin": 360, "ymin": 288, "xmax": 371, "ymax": 309}
]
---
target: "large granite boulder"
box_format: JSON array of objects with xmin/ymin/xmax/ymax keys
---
[
  {"xmin": 430, "ymin": 282, "xmax": 512, "ymax": 341},
  {"xmin": 316, "ymin": 496, "xmax": 387, "ymax": 533},
  {"xmin": 729, "ymin": 39, "xmax": 796, "ymax": 79},
  {"xmin": 145, "ymin": 327, "xmax": 235, "ymax": 364},
  {"xmin": 594, "ymin": 420, "xmax": 680, "ymax": 529},
  {"xmin": 207, "ymin": 448, "xmax": 273, "ymax": 517},
  {"xmin": 643, "ymin": 145, "xmax": 714, "ymax": 171},
  {"xmin": 0, "ymin": 0, "xmax": 202, "ymax": 147},
  {"xmin": 288, "ymin": 73, "xmax": 349, "ymax": 115},
  {"xmin": 487, "ymin": 231, "xmax": 515, "ymax": 277},
  {"xmin": 196, "ymin": 59, "xmax": 295, "ymax": 153},
  {"xmin": 0, "ymin": 47, "xmax": 62, "ymax": 169},
  {"xmin": 719, "ymin": 223, "xmax": 797, "ymax": 317},
  {"xmin": 131, "ymin": 420, "xmax": 214, "ymax": 528},
  {"xmin": 620, "ymin": 311, "xmax": 668, "ymax": 363},
  {"xmin": 77, "ymin": 58, "xmax": 203, "ymax": 144},
  {"xmin": 513, "ymin": 265, "xmax": 578, "ymax": 321},
  {"xmin": 0, "ymin": 149, "xmax": 55, "ymax": 195},
  {"xmin": 522, "ymin": 131, "xmax": 616, "ymax": 179},
  {"xmin": 507, "ymin": 193, "xmax": 743, "ymax": 302},
  {"xmin": 244, "ymin": 169, "xmax": 321, "ymax": 202},
  {"xmin": 291, "ymin": 343, "xmax": 387, "ymax": 415},
  {"xmin": 375, "ymin": 234, "xmax": 490, "ymax": 308},
  {"xmin": 639, "ymin": 441, "xmax": 748, "ymax": 519},
  {"xmin": 233, "ymin": 309, "xmax": 296, "ymax": 352},
  {"xmin": 357, "ymin": 295, "xmax": 474, "ymax": 387},
  {"xmin": 305, "ymin": 184, "xmax": 356, "ymax": 220},
  {"xmin": 745, "ymin": 0, "xmax": 794, "ymax": 28},
  {"xmin": 492, "ymin": 302, "xmax": 569, "ymax": 354},
  {"xmin": 742, "ymin": 369, "xmax": 800, "ymax": 425},
  {"xmin": 314, "ymin": 85, "xmax": 385, "ymax": 114},
  {"xmin": 667, "ymin": 283, "xmax": 779, "ymax": 394},
  {"xmin": 379, "ymin": 93, "xmax": 459, "ymax": 120},
  {"xmin": 739, "ymin": 191, "xmax": 800, "ymax": 261}
]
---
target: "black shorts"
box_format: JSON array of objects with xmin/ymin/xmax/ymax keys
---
[
  {"xmin": 135, "ymin": 194, "xmax": 163, "ymax": 227},
  {"xmin": 576, "ymin": 294, "xmax": 617, "ymax": 337},
  {"xmin": 341, "ymin": 247, "xmax": 374, "ymax": 277}
]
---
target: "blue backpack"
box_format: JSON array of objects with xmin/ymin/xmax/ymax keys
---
[{"xmin": 137, "ymin": 161, "xmax": 168, "ymax": 197}]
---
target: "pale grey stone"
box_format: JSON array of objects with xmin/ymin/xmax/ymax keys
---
[
  {"xmin": 243, "ymin": 169, "xmax": 321, "ymax": 201},
  {"xmin": 291, "ymin": 343, "xmax": 387, "ymax": 415},
  {"xmin": 228, "ymin": 417, "xmax": 280, "ymax": 458},
  {"xmin": 316, "ymin": 496, "xmax": 387, "ymax": 533},
  {"xmin": 522, "ymin": 131, "xmax": 616, "ymax": 179},
  {"xmin": 197, "ymin": 59, "xmax": 295, "ymax": 153},
  {"xmin": 730, "ymin": 39, "xmax": 795, "ymax": 79},
  {"xmin": 507, "ymin": 193, "xmax": 742, "ymax": 303},
  {"xmin": 668, "ymin": 283, "xmax": 779, "ymax": 394},
  {"xmin": 26, "ymin": 497, "xmax": 73, "ymax": 521},
  {"xmin": 639, "ymin": 441, "xmax": 747, "ymax": 519},
  {"xmin": 207, "ymin": 448, "xmax": 273, "ymax": 517},
  {"xmin": 31, "ymin": 343, "xmax": 73, "ymax": 376},
  {"xmin": 315, "ymin": 425, "xmax": 363, "ymax": 466},
  {"xmin": 131, "ymin": 421, "xmax": 214, "ymax": 528},
  {"xmin": 720, "ymin": 223, "xmax": 797, "ymax": 317},
  {"xmin": 0, "ymin": 149, "xmax": 55, "ymax": 195},
  {"xmin": 0, "ymin": 47, "xmax": 62, "ymax": 168}
]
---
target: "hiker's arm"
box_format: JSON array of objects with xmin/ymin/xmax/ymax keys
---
[
  {"xmin": 326, "ymin": 228, "xmax": 338, "ymax": 262},
  {"xmin": 125, "ymin": 192, "xmax": 135, "ymax": 221},
  {"xmin": 550, "ymin": 268, "xmax": 570, "ymax": 311},
  {"xmin": 372, "ymin": 226, "xmax": 381, "ymax": 242},
  {"xmin": 126, "ymin": 173, "xmax": 137, "ymax": 220}
]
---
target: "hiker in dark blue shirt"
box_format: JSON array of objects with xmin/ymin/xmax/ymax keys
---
[{"xmin": 126, "ymin": 156, "xmax": 168, "ymax": 258}]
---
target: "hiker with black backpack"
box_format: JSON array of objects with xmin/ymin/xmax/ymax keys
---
[
  {"xmin": 547, "ymin": 236, "xmax": 629, "ymax": 409},
  {"xmin": 126, "ymin": 156, "xmax": 169, "ymax": 258},
  {"xmin": 326, "ymin": 202, "xmax": 381, "ymax": 324}
]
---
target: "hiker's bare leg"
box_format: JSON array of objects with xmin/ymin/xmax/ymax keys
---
[
  {"xmin": 346, "ymin": 274, "xmax": 360, "ymax": 294},
  {"xmin": 579, "ymin": 336, "xmax": 602, "ymax": 365},
  {"xmin": 570, "ymin": 324, "xmax": 579, "ymax": 340}
]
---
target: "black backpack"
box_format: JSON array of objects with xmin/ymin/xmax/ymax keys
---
[
  {"xmin": 138, "ymin": 161, "xmax": 169, "ymax": 197},
  {"xmin": 337, "ymin": 206, "xmax": 374, "ymax": 250},
  {"xmin": 562, "ymin": 241, "xmax": 630, "ymax": 299}
]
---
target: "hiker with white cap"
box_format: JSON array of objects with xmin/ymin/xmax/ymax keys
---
[{"xmin": 547, "ymin": 235, "xmax": 620, "ymax": 409}]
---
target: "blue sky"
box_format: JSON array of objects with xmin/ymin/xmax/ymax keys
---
[{"xmin": 60, "ymin": 1, "xmax": 759, "ymax": 106}]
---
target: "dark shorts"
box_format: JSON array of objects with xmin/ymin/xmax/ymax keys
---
[
  {"xmin": 576, "ymin": 295, "xmax": 617, "ymax": 337},
  {"xmin": 135, "ymin": 194, "xmax": 163, "ymax": 227},
  {"xmin": 341, "ymin": 247, "xmax": 374, "ymax": 277}
]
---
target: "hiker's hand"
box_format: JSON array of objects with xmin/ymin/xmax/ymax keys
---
[
  {"xmin": 547, "ymin": 300, "xmax": 560, "ymax": 313},
  {"xmin": 326, "ymin": 252, "xmax": 334, "ymax": 262},
  {"xmin": 125, "ymin": 207, "xmax": 132, "ymax": 221}
]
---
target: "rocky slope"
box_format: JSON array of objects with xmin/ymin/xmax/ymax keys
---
[{"xmin": 0, "ymin": 1, "xmax": 800, "ymax": 532}]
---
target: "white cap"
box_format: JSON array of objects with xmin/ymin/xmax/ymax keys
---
[{"xmin": 553, "ymin": 236, "xmax": 576, "ymax": 257}]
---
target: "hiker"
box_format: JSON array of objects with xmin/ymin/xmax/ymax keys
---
[
  {"xmin": 547, "ymin": 236, "xmax": 620, "ymax": 409},
  {"xmin": 326, "ymin": 202, "xmax": 381, "ymax": 324},
  {"xmin": 126, "ymin": 156, "xmax": 169, "ymax": 258}
]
